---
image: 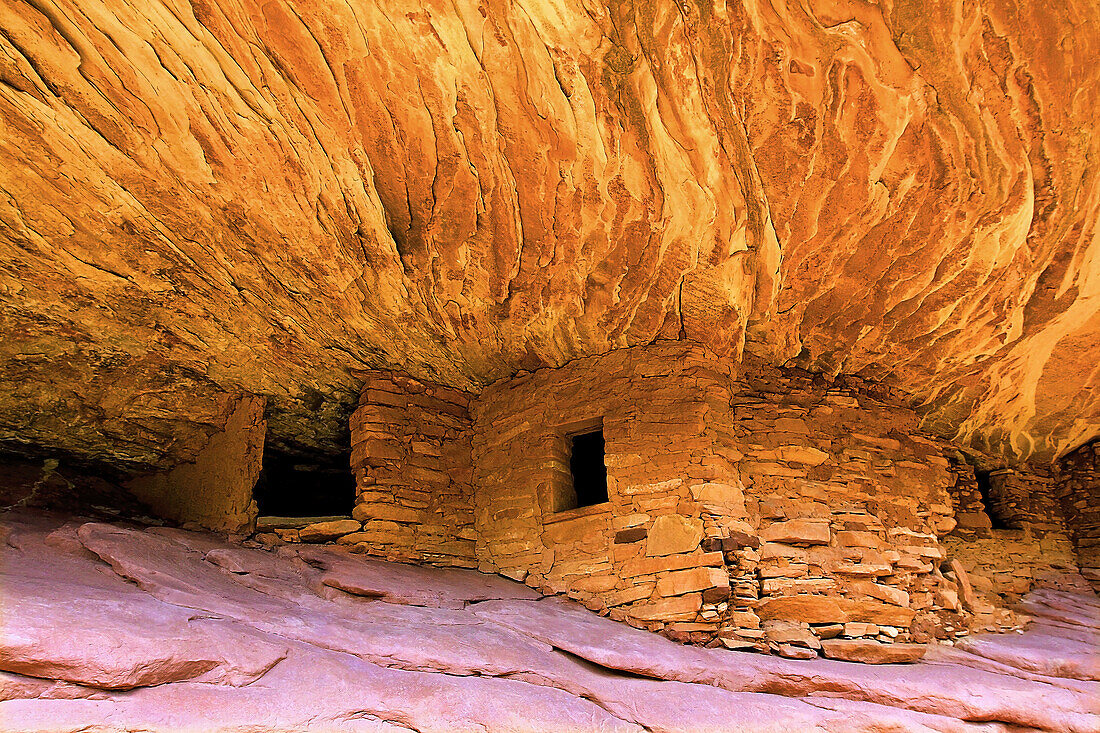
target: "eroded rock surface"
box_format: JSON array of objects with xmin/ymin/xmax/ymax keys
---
[
  {"xmin": 1, "ymin": 0, "xmax": 1098, "ymax": 470},
  {"xmin": 3, "ymin": 511, "xmax": 1099, "ymax": 732}
]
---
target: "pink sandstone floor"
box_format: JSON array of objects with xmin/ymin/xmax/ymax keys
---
[{"xmin": 2, "ymin": 509, "xmax": 1098, "ymax": 732}]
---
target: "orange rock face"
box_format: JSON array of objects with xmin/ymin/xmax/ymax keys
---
[{"xmin": 0, "ymin": 0, "xmax": 1097, "ymax": 468}]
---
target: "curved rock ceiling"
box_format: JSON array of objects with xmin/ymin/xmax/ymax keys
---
[{"xmin": 0, "ymin": 0, "xmax": 1098, "ymax": 471}]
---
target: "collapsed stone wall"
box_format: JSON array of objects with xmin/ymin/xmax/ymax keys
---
[
  {"xmin": 942, "ymin": 465, "xmax": 1078, "ymax": 628},
  {"xmin": 1057, "ymin": 440, "xmax": 1100, "ymax": 588}
]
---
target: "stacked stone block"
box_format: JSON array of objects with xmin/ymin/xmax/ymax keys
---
[
  {"xmin": 470, "ymin": 343, "xmax": 740, "ymax": 642},
  {"xmin": 266, "ymin": 340, "xmax": 1088, "ymax": 658},
  {"xmin": 943, "ymin": 464, "xmax": 1078, "ymax": 630},
  {"xmin": 716, "ymin": 360, "xmax": 961, "ymax": 654},
  {"xmin": 1057, "ymin": 440, "xmax": 1100, "ymax": 589},
  {"xmin": 944, "ymin": 459, "xmax": 992, "ymax": 538},
  {"xmin": 990, "ymin": 469, "xmax": 1067, "ymax": 535},
  {"xmin": 346, "ymin": 371, "xmax": 477, "ymax": 567}
]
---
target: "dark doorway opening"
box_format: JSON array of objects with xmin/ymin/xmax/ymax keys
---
[
  {"xmin": 975, "ymin": 469, "xmax": 1011, "ymax": 530},
  {"xmin": 254, "ymin": 447, "xmax": 355, "ymax": 517},
  {"xmin": 569, "ymin": 429, "xmax": 609, "ymax": 508}
]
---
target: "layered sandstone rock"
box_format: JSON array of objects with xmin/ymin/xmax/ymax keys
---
[
  {"xmin": 1, "ymin": 0, "xmax": 1098, "ymax": 473},
  {"xmin": 3, "ymin": 511, "xmax": 1100, "ymax": 732}
]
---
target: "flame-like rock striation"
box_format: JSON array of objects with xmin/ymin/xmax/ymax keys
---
[{"xmin": 0, "ymin": 0, "xmax": 1097, "ymax": 470}]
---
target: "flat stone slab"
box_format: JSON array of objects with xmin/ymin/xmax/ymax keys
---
[
  {"xmin": 0, "ymin": 672, "xmax": 102, "ymax": 702},
  {"xmin": 956, "ymin": 627, "xmax": 1100, "ymax": 681},
  {"xmin": 819, "ymin": 638, "xmax": 926, "ymax": 664},
  {"xmin": 4, "ymin": 646, "xmax": 637, "ymax": 733},
  {"xmin": 298, "ymin": 519, "xmax": 362, "ymax": 542},
  {"xmin": 256, "ymin": 515, "xmax": 354, "ymax": 530},
  {"xmin": 470, "ymin": 597, "xmax": 1100, "ymax": 731}
]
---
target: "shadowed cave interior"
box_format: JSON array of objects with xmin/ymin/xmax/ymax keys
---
[{"xmin": 253, "ymin": 446, "xmax": 356, "ymax": 518}]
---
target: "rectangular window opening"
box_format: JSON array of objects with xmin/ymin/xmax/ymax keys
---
[{"xmin": 568, "ymin": 428, "xmax": 608, "ymax": 509}]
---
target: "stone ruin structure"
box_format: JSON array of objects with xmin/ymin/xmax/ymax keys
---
[
  {"xmin": 131, "ymin": 339, "xmax": 1089, "ymax": 660},
  {"xmin": 2, "ymin": 0, "xmax": 1100, "ymax": 727}
]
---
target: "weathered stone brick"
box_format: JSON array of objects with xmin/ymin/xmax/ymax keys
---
[
  {"xmin": 645, "ymin": 515, "xmax": 704, "ymax": 557},
  {"xmin": 628, "ymin": 593, "xmax": 703, "ymax": 621},
  {"xmin": 298, "ymin": 519, "xmax": 362, "ymax": 542},
  {"xmin": 760, "ymin": 519, "xmax": 831, "ymax": 545},
  {"xmin": 655, "ymin": 567, "xmax": 728, "ymax": 598}
]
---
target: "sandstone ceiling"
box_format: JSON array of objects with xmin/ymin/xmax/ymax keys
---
[{"xmin": 1, "ymin": 0, "xmax": 1098, "ymax": 473}]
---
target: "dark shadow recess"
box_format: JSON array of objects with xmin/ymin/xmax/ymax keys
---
[
  {"xmin": 569, "ymin": 429, "xmax": 609, "ymax": 508},
  {"xmin": 253, "ymin": 445, "xmax": 355, "ymax": 517}
]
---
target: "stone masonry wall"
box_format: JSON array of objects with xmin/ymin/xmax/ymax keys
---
[
  {"xmin": 943, "ymin": 459, "xmax": 992, "ymax": 538},
  {"xmin": 1057, "ymin": 440, "xmax": 1100, "ymax": 588},
  {"xmin": 468, "ymin": 342, "xmax": 1023, "ymax": 656},
  {"xmin": 279, "ymin": 340, "xmax": 1084, "ymax": 659},
  {"xmin": 470, "ymin": 342, "xmax": 736, "ymax": 628},
  {"xmin": 721, "ymin": 360, "xmax": 961, "ymax": 652},
  {"xmin": 127, "ymin": 396, "xmax": 266, "ymax": 533},
  {"xmin": 344, "ymin": 371, "xmax": 477, "ymax": 567}
]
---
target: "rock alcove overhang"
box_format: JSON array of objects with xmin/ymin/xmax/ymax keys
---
[{"xmin": 0, "ymin": 0, "xmax": 1098, "ymax": 477}]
